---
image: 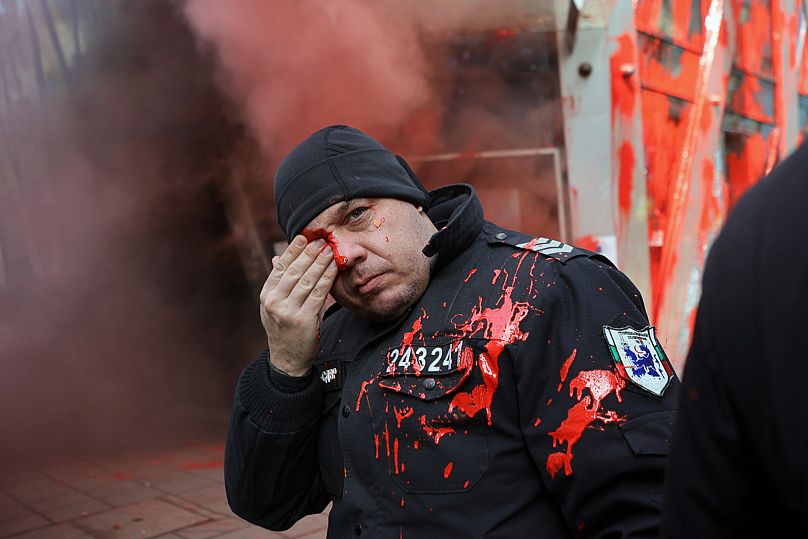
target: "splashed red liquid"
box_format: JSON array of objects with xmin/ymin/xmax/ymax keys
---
[
  {"xmin": 546, "ymin": 369, "xmax": 626, "ymax": 478},
  {"xmin": 302, "ymin": 228, "xmax": 348, "ymax": 270},
  {"xmin": 449, "ymin": 286, "xmax": 532, "ymax": 425},
  {"xmin": 443, "ymin": 461, "xmax": 454, "ymax": 479}
]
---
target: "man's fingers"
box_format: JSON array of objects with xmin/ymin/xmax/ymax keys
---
[
  {"xmin": 286, "ymin": 246, "xmax": 335, "ymax": 305},
  {"xmin": 264, "ymin": 235, "xmax": 308, "ymax": 291},
  {"xmin": 273, "ymin": 239, "xmax": 328, "ymax": 298},
  {"xmin": 301, "ymin": 259, "xmax": 339, "ymax": 315}
]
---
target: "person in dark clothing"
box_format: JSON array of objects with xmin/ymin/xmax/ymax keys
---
[
  {"xmin": 662, "ymin": 141, "xmax": 808, "ymax": 539},
  {"xmin": 226, "ymin": 125, "xmax": 680, "ymax": 538}
]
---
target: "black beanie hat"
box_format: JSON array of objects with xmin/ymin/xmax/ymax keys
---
[{"xmin": 274, "ymin": 125, "xmax": 429, "ymax": 241}]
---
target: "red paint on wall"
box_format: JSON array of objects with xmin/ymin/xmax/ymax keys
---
[
  {"xmin": 611, "ymin": 33, "xmax": 638, "ymax": 120},
  {"xmin": 618, "ymin": 142, "xmax": 635, "ymax": 219}
]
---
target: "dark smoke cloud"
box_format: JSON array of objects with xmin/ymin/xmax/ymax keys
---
[{"xmin": 0, "ymin": 1, "xmax": 265, "ymax": 470}]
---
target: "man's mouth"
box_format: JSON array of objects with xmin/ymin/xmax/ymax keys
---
[{"xmin": 355, "ymin": 273, "xmax": 385, "ymax": 295}]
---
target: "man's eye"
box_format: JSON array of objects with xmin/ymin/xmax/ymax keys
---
[{"xmin": 347, "ymin": 207, "xmax": 367, "ymax": 221}]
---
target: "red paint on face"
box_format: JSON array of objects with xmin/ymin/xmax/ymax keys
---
[
  {"xmin": 419, "ymin": 415, "xmax": 456, "ymax": 444},
  {"xmin": 464, "ymin": 268, "xmax": 477, "ymax": 283},
  {"xmin": 394, "ymin": 406, "xmax": 414, "ymax": 428},
  {"xmin": 301, "ymin": 228, "xmax": 348, "ymax": 270},
  {"xmin": 546, "ymin": 369, "xmax": 626, "ymax": 478},
  {"xmin": 449, "ymin": 286, "xmax": 532, "ymax": 425},
  {"xmin": 443, "ymin": 461, "xmax": 454, "ymax": 479}
]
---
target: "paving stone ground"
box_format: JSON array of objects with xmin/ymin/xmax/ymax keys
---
[{"xmin": 0, "ymin": 441, "xmax": 328, "ymax": 539}]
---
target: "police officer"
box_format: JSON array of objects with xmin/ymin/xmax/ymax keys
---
[{"xmin": 225, "ymin": 125, "xmax": 679, "ymax": 538}]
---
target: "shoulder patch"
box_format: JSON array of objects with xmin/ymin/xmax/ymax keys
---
[{"xmin": 602, "ymin": 325, "xmax": 673, "ymax": 397}]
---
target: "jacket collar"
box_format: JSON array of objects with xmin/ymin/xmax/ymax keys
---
[{"xmin": 422, "ymin": 183, "xmax": 484, "ymax": 272}]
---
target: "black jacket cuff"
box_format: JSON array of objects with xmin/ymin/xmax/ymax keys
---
[{"xmin": 237, "ymin": 349, "xmax": 322, "ymax": 432}]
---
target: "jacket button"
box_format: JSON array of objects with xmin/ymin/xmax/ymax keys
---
[
  {"xmin": 342, "ymin": 405, "xmax": 351, "ymax": 417},
  {"xmin": 354, "ymin": 522, "xmax": 362, "ymax": 535},
  {"xmin": 495, "ymin": 232, "xmax": 507, "ymax": 240},
  {"xmin": 423, "ymin": 378, "xmax": 436, "ymax": 390}
]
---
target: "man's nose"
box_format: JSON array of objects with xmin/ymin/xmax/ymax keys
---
[{"xmin": 330, "ymin": 233, "xmax": 366, "ymax": 270}]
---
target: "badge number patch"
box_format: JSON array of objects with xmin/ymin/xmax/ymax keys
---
[{"xmin": 602, "ymin": 326, "xmax": 672, "ymax": 397}]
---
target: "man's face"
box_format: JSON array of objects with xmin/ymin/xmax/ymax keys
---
[{"xmin": 303, "ymin": 198, "xmax": 437, "ymax": 320}]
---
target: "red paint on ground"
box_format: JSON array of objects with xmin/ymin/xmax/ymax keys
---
[
  {"xmin": 180, "ymin": 460, "xmax": 223, "ymax": 471},
  {"xmin": 302, "ymin": 228, "xmax": 348, "ymax": 270}
]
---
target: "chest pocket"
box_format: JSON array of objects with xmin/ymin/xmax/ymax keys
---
[{"xmin": 374, "ymin": 339, "xmax": 489, "ymax": 493}]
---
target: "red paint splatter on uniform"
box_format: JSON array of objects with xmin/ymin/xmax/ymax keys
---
[
  {"xmin": 443, "ymin": 462, "xmax": 454, "ymax": 479},
  {"xmin": 546, "ymin": 369, "xmax": 627, "ymax": 478},
  {"xmin": 374, "ymin": 434, "xmax": 380, "ymax": 459},
  {"xmin": 534, "ymin": 417, "xmax": 541, "ymax": 427},
  {"xmin": 355, "ymin": 376, "xmax": 378, "ymax": 412},
  {"xmin": 419, "ymin": 415, "xmax": 455, "ymax": 444},
  {"xmin": 558, "ymin": 348, "xmax": 577, "ymax": 392},
  {"xmin": 491, "ymin": 269, "xmax": 503, "ymax": 284},
  {"xmin": 302, "ymin": 228, "xmax": 348, "ymax": 270},
  {"xmin": 449, "ymin": 286, "xmax": 532, "ymax": 425},
  {"xmin": 394, "ymin": 437, "xmax": 400, "ymax": 475},
  {"xmin": 618, "ymin": 142, "xmax": 635, "ymax": 219},
  {"xmin": 464, "ymin": 268, "xmax": 477, "ymax": 283},
  {"xmin": 400, "ymin": 497, "xmax": 405, "ymax": 507},
  {"xmin": 343, "ymin": 466, "xmax": 347, "ymax": 478},
  {"xmin": 384, "ymin": 422, "xmax": 391, "ymax": 457},
  {"xmin": 394, "ymin": 406, "xmax": 414, "ymax": 428},
  {"xmin": 463, "ymin": 480, "xmax": 470, "ymax": 489},
  {"xmin": 398, "ymin": 310, "xmax": 428, "ymax": 374}
]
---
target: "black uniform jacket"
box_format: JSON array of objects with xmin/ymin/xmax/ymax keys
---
[
  {"xmin": 226, "ymin": 184, "xmax": 679, "ymax": 538},
  {"xmin": 662, "ymin": 141, "xmax": 808, "ymax": 538}
]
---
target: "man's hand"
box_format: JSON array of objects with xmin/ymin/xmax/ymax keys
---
[{"xmin": 260, "ymin": 235, "xmax": 338, "ymax": 377}]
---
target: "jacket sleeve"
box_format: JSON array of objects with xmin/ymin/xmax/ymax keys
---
[
  {"xmin": 515, "ymin": 256, "xmax": 679, "ymax": 538},
  {"xmin": 224, "ymin": 349, "xmax": 330, "ymax": 530}
]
